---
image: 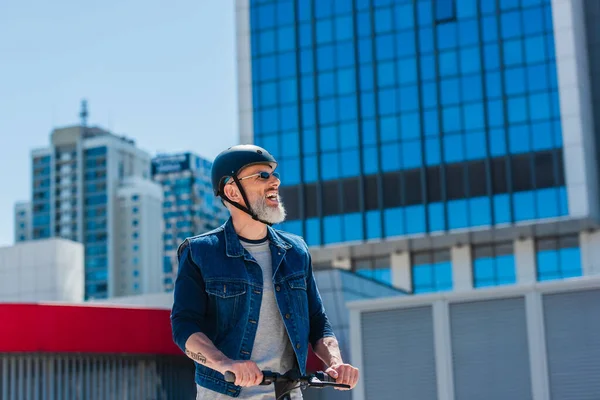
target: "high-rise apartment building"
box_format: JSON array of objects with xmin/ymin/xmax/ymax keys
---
[
  {"xmin": 30, "ymin": 115, "xmax": 155, "ymax": 299},
  {"xmin": 114, "ymin": 176, "xmax": 164, "ymax": 297},
  {"xmin": 14, "ymin": 201, "xmax": 31, "ymax": 243},
  {"xmin": 151, "ymin": 152, "xmax": 228, "ymax": 290},
  {"xmin": 236, "ymin": 0, "xmax": 600, "ymax": 293}
]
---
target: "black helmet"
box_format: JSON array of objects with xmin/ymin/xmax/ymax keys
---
[{"xmin": 211, "ymin": 144, "xmax": 278, "ymax": 225}]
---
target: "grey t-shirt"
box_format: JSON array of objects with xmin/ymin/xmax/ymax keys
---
[{"xmin": 196, "ymin": 238, "xmax": 303, "ymax": 399}]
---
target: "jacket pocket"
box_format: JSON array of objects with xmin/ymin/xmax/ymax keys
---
[{"xmin": 205, "ymin": 280, "xmax": 247, "ymax": 329}]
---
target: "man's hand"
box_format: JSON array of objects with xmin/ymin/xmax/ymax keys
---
[
  {"xmin": 325, "ymin": 363, "xmax": 359, "ymax": 390},
  {"xmin": 219, "ymin": 359, "xmax": 264, "ymax": 387}
]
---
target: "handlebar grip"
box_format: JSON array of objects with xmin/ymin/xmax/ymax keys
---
[
  {"xmin": 315, "ymin": 371, "xmax": 336, "ymax": 383},
  {"xmin": 224, "ymin": 371, "xmax": 236, "ymax": 383}
]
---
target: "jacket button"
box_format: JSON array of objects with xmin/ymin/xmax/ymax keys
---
[
  {"xmin": 276, "ymin": 285, "xmax": 281, "ymax": 292},
  {"xmin": 285, "ymin": 313, "xmax": 290, "ymax": 319},
  {"xmin": 296, "ymin": 343, "xmax": 301, "ymax": 349}
]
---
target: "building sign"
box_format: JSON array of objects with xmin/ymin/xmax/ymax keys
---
[{"xmin": 152, "ymin": 153, "xmax": 190, "ymax": 175}]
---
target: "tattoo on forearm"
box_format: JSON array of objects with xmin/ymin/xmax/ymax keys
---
[{"xmin": 185, "ymin": 349, "xmax": 207, "ymax": 364}]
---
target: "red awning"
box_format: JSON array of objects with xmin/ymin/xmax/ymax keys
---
[{"xmin": 0, "ymin": 303, "xmax": 324, "ymax": 370}]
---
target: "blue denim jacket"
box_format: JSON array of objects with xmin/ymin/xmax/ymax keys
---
[{"xmin": 170, "ymin": 218, "xmax": 335, "ymax": 397}]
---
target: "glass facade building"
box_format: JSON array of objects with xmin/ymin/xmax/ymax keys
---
[
  {"xmin": 237, "ymin": 0, "xmax": 600, "ymax": 294},
  {"xmin": 151, "ymin": 153, "xmax": 228, "ymax": 291}
]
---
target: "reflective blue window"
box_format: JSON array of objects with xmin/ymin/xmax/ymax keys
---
[
  {"xmin": 420, "ymin": 55, "xmax": 436, "ymax": 81},
  {"xmin": 303, "ymin": 155, "xmax": 318, "ymax": 183},
  {"xmin": 396, "ymin": 31, "xmax": 416, "ymax": 57},
  {"xmin": 340, "ymin": 122, "xmax": 359, "ymax": 149},
  {"xmin": 338, "ymin": 68, "xmax": 356, "ymax": 95},
  {"xmin": 473, "ymin": 243, "xmax": 516, "ymax": 288},
  {"xmin": 400, "ymin": 113, "xmax": 420, "ymax": 140},
  {"xmin": 448, "ymin": 199, "xmax": 468, "ymax": 229},
  {"xmin": 489, "ymin": 125, "xmax": 506, "ymax": 153},
  {"xmin": 525, "ymin": 36, "xmax": 546, "ymax": 64},
  {"xmin": 435, "ymin": 0, "xmax": 455, "ymax": 22},
  {"xmin": 259, "ymin": 30, "xmax": 275, "ymax": 55},
  {"xmin": 283, "ymin": 220, "xmax": 303, "ymax": 238},
  {"xmin": 378, "ymin": 61, "xmax": 396, "ymax": 87},
  {"xmin": 279, "ymin": 79, "xmax": 297, "ymax": 104},
  {"xmin": 462, "ymin": 75, "xmax": 482, "ymax": 102},
  {"xmin": 483, "ymin": 44, "xmax": 500, "ymax": 71},
  {"xmin": 375, "ymin": 8, "xmax": 393, "ymax": 33},
  {"xmin": 482, "ymin": 16, "xmax": 497, "ymax": 43},
  {"xmin": 300, "ymin": 50, "xmax": 313, "ymax": 75},
  {"xmin": 340, "ymin": 150, "xmax": 360, "ymax": 177},
  {"xmin": 358, "ymin": 39, "xmax": 372, "ymax": 64},
  {"xmin": 504, "ymin": 68, "xmax": 525, "ymax": 96},
  {"xmin": 315, "ymin": 0, "xmax": 332, "ymax": 19},
  {"xmin": 412, "ymin": 250, "xmax": 453, "ymax": 294},
  {"xmin": 305, "ymin": 218, "xmax": 321, "ymax": 247},
  {"xmin": 380, "ymin": 116, "xmax": 399, "ymax": 142},
  {"xmin": 480, "ymin": 0, "xmax": 496, "ymax": 14},
  {"xmin": 536, "ymin": 235, "xmax": 582, "ymax": 281},
  {"xmin": 399, "ymin": 86, "xmax": 419, "ymax": 111},
  {"xmin": 299, "ymin": 23, "xmax": 312, "ymax": 48},
  {"xmin": 422, "ymin": 83, "xmax": 438, "ymax": 108},
  {"xmin": 460, "ymin": 47, "xmax": 481, "ymax": 74},
  {"xmin": 463, "ymin": 103, "xmax": 485, "ymax": 130},
  {"xmin": 402, "ymin": 140, "xmax": 422, "ymax": 169},
  {"xmin": 469, "ymin": 197, "xmax": 492, "ymax": 226},
  {"xmin": 278, "ymin": 52, "xmax": 296, "ymax": 77},
  {"xmin": 527, "ymin": 64, "xmax": 548, "ymax": 92},
  {"xmin": 336, "ymin": 16, "xmax": 354, "ymax": 41},
  {"xmin": 302, "ymin": 128, "xmax": 316, "ymax": 154},
  {"xmin": 378, "ymin": 88, "xmax": 397, "ymax": 115},
  {"xmin": 513, "ymin": 191, "xmax": 536, "ymax": 221},
  {"xmin": 301, "ymin": 77, "xmax": 314, "ymax": 101},
  {"xmin": 425, "ymin": 137, "xmax": 441, "ymax": 165},
  {"xmin": 424, "ymin": 109, "xmax": 439, "ymax": 136},
  {"xmin": 362, "ymin": 147, "xmax": 379, "ymax": 174},
  {"xmin": 437, "ymin": 23, "xmax": 457, "ymax": 50},
  {"xmin": 384, "ymin": 207, "xmax": 405, "ymax": 237},
  {"xmin": 376, "ymin": 34, "xmax": 395, "ymax": 61},
  {"xmin": 444, "ymin": 133, "xmax": 465, "ymax": 162},
  {"xmin": 509, "ymin": 125, "xmax": 530, "ymax": 154},
  {"xmin": 531, "ymin": 121, "xmax": 553, "ymax": 151},
  {"xmin": 508, "ymin": 96, "xmax": 527, "ymax": 124},
  {"xmin": 419, "ymin": 27, "xmax": 434, "ymax": 54},
  {"xmin": 357, "ymin": 12, "xmax": 372, "ymax": 37},
  {"xmin": 320, "ymin": 126, "xmax": 338, "ymax": 151},
  {"xmin": 536, "ymin": 188, "xmax": 559, "ymax": 219},
  {"xmin": 339, "ymin": 96, "xmax": 357, "ymax": 121},
  {"xmin": 465, "ymin": 131, "xmax": 486, "ymax": 160},
  {"xmin": 319, "ymin": 99, "xmax": 337, "ymax": 124},
  {"xmin": 405, "ymin": 205, "xmax": 426, "ymax": 234},
  {"xmin": 280, "ymin": 105, "xmax": 298, "ymax": 131},
  {"xmin": 317, "ymin": 46, "xmax": 334, "ymax": 71},
  {"xmin": 344, "ymin": 213, "xmax": 364, "ymax": 242},
  {"xmin": 529, "ymin": 92, "xmax": 551, "ymax": 121},
  {"xmin": 417, "ymin": 1, "xmax": 432, "ymax": 26},
  {"xmin": 316, "ymin": 20, "xmax": 333, "ymax": 44},
  {"xmin": 503, "ymin": 39, "xmax": 523, "ymax": 67},
  {"xmin": 336, "ymin": 42, "xmax": 355, "ymax": 68},
  {"xmin": 459, "ymin": 19, "xmax": 479, "ymax": 46},
  {"xmin": 397, "ymin": 58, "xmax": 417, "ymax": 85},
  {"xmin": 302, "ymin": 101, "xmax": 315, "ymax": 127},
  {"xmin": 428, "ymin": 202, "xmax": 445, "ymax": 232},
  {"xmin": 278, "ymin": 26, "xmax": 295, "ymax": 52},
  {"xmin": 396, "ymin": 3, "xmax": 415, "ymax": 30},
  {"xmin": 366, "ymin": 210, "xmax": 382, "ymax": 239},
  {"xmin": 442, "ymin": 106, "xmax": 462, "ymax": 133},
  {"xmin": 439, "ymin": 52, "xmax": 458, "ymax": 77},
  {"xmin": 323, "ymin": 215, "xmax": 342, "ymax": 244},
  {"xmin": 381, "ymin": 143, "xmax": 401, "ymax": 171},
  {"xmin": 318, "ymin": 73, "xmax": 334, "ymax": 97},
  {"xmin": 501, "ymin": 11, "xmax": 522, "ymax": 39},
  {"xmin": 359, "ymin": 65, "xmax": 374, "ymax": 91},
  {"xmin": 362, "ymin": 119, "xmax": 377, "ymax": 145},
  {"xmin": 321, "ymin": 152, "xmax": 340, "ymax": 180}
]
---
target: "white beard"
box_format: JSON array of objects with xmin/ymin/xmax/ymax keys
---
[{"xmin": 251, "ymin": 195, "xmax": 287, "ymax": 225}]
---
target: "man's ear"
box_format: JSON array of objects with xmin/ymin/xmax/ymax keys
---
[{"xmin": 223, "ymin": 184, "xmax": 240, "ymax": 203}]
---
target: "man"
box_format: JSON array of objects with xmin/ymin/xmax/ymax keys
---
[{"xmin": 171, "ymin": 144, "xmax": 359, "ymax": 399}]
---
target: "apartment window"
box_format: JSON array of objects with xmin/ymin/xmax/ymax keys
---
[
  {"xmin": 353, "ymin": 256, "xmax": 392, "ymax": 286},
  {"xmin": 472, "ymin": 243, "xmax": 516, "ymax": 288},
  {"xmin": 536, "ymin": 235, "xmax": 582, "ymax": 281},
  {"xmin": 435, "ymin": 0, "xmax": 456, "ymax": 23},
  {"xmin": 412, "ymin": 250, "xmax": 452, "ymax": 294}
]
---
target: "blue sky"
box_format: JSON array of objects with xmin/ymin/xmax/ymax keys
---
[{"xmin": 0, "ymin": 0, "xmax": 239, "ymax": 246}]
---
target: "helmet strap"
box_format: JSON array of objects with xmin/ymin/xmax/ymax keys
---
[{"xmin": 222, "ymin": 176, "xmax": 274, "ymax": 226}]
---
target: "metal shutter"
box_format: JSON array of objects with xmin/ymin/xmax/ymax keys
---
[
  {"xmin": 361, "ymin": 306, "xmax": 437, "ymax": 400},
  {"xmin": 449, "ymin": 297, "xmax": 532, "ymax": 400},
  {"xmin": 543, "ymin": 289, "xmax": 600, "ymax": 400}
]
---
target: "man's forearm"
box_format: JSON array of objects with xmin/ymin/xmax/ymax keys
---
[
  {"xmin": 184, "ymin": 332, "xmax": 230, "ymax": 373},
  {"xmin": 313, "ymin": 336, "xmax": 343, "ymax": 367}
]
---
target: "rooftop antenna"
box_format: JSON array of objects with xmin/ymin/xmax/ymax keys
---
[{"xmin": 80, "ymin": 99, "xmax": 88, "ymax": 127}]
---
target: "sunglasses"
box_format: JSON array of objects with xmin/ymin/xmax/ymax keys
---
[{"xmin": 226, "ymin": 171, "xmax": 280, "ymax": 184}]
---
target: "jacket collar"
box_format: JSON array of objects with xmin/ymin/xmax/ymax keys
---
[{"xmin": 224, "ymin": 217, "xmax": 291, "ymax": 257}]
